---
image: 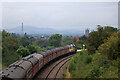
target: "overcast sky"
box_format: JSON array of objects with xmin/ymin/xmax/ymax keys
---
[{"xmin": 2, "ymin": 2, "xmax": 118, "ymax": 31}]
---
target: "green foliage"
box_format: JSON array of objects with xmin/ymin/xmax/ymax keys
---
[
  {"xmin": 20, "ymin": 35, "xmax": 31, "ymax": 47},
  {"xmin": 79, "ymin": 35, "xmax": 87, "ymax": 41},
  {"xmin": 84, "ymin": 56, "xmax": 92, "ymax": 64},
  {"xmin": 2, "ymin": 30, "xmax": 10, "ymax": 38},
  {"xmin": 27, "ymin": 44, "xmax": 37, "ymax": 54},
  {"xmin": 62, "ymin": 37, "xmax": 73, "ymax": 46},
  {"xmin": 74, "ymin": 35, "xmax": 87, "ymax": 50},
  {"xmin": 46, "ymin": 46, "xmax": 54, "ymax": 49},
  {"xmin": 48, "ymin": 34, "xmax": 62, "ymax": 47},
  {"xmin": 36, "ymin": 46, "xmax": 45, "ymax": 51},
  {"xmin": 87, "ymin": 67, "xmax": 100, "ymax": 78},
  {"xmin": 80, "ymin": 49, "xmax": 88, "ymax": 55},
  {"xmin": 2, "ymin": 51, "xmax": 21, "ymax": 66},
  {"xmin": 2, "ymin": 30, "xmax": 21, "ymax": 67},
  {"xmin": 63, "ymin": 72, "xmax": 67, "ymax": 77},
  {"xmin": 68, "ymin": 57, "xmax": 76, "ymax": 73},
  {"xmin": 34, "ymin": 39, "xmax": 48, "ymax": 47},
  {"xmin": 2, "ymin": 31, "xmax": 20, "ymax": 51},
  {"xmin": 76, "ymin": 45, "xmax": 82, "ymax": 49},
  {"xmin": 86, "ymin": 25, "xmax": 117, "ymax": 54},
  {"xmin": 98, "ymin": 32, "xmax": 120, "ymax": 60},
  {"xmin": 2, "ymin": 30, "xmax": 64, "ymax": 67},
  {"xmin": 16, "ymin": 46, "xmax": 30, "ymax": 57},
  {"xmin": 68, "ymin": 50, "xmax": 118, "ymax": 78},
  {"xmin": 86, "ymin": 31, "xmax": 99, "ymax": 54}
]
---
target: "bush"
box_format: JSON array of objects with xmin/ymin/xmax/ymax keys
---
[
  {"xmin": 3, "ymin": 51, "xmax": 20, "ymax": 66},
  {"xmin": 16, "ymin": 46, "xmax": 30, "ymax": 57},
  {"xmin": 98, "ymin": 32, "xmax": 120, "ymax": 60},
  {"xmin": 77, "ymin": 46, "xmax": 82, "ymax": 49},
  {"xmin": 69, "ymin": 57, "xmax": 76, "ymax": 73},
  {"xmin": 36, "ymin": 47, "xmax": 45, "ymax": 51},
  {"xmin": 87, "ymin": 67, "xmax": 100, "ymax": 78},
  {"xmin": 68, "ymin": 50, "xmax": 118, "ymax": 78},
  {"xmin": 79, "ymin": 50, "xmax": 88, "ymax": 55},
  {"xmin": 84, "ymin": 56, "xmax": 92, "ymax": 64},
  {"xmin": 27, "ymin": 44, "xmax": 37, "ymax": 54}
]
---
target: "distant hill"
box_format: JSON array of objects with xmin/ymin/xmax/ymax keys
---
[
  {"xmin": 5, "ymin": 26, "xmax": 60, "ymax": 34},
  {"xmin": 5, "ymin": 26, "xmax": 84, "ymax": 36}
]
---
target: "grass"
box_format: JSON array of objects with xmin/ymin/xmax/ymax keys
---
[{"xmin": 68, "ymin": 50, "xmax": 118, "ymax": 78}]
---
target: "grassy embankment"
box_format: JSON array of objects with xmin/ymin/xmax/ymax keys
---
[{"xmin": 65, "ymin": 50, "xmax": 118, "ymax": 78}]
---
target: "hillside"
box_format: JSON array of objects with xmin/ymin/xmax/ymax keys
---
[{"xmin": 68, "ymin": 50, "xmax": 118, "ymax": 78}]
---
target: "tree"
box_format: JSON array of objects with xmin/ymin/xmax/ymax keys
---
[
  {"xmin": 2, "ymin": 30, "xmax": 21, "ymax": 66},
  {"xmin": 20, "ymin": 35, "xmax": 30, "ymax": 47},
  {"xmin": 2, "ymin": 30, "xmax": 20, "ymax": 55},
  {"xmin": 86, "ymin": 31, "xmax": 99, "ymax": 54},
  {"xmin": 27, "ymin": 44, "xmax": 37, "ymax": 54},
  {"xmin": 86, "ymin": 26, "xmax": 117, "ymax": 54},
  {"xmin": 62, "ymin": 37, "xmax": 74, "ymax": 46},
  {"xmin": 98, "ymin": 32, "xmax": 120, "ymax": 60},
  {"xmin": 76, "ymin": 35, "xmax": 87, "ymax": 49},
  {"xmin": 16, "ymin": 46, "xmax": 30, "ymax": 57},
  {"xmin": 48, "ymin": 34, "xmax": 62, "ymax": 47},
  {"xmin": 79, "ymin": 35, "xmax": 87, "ymax": 41}
]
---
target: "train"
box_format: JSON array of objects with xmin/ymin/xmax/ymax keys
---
[{"xmin": 0, "ymin": 44, "xmax": 76, "ymax": 80}]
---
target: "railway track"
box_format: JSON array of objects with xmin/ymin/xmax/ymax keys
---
[
  {"xmin": 45, "ymin": 55, "xmax": 72, "ymax": 79},
  {"xmin": 34, "ymin": 54, "xmax": 75, "ymax": 79}
]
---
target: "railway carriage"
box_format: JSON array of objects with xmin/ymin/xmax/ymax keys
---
[
  {"xmin": 2, "ymin": 53, "xmax": 44, "ymax": 79},
  {"xmin": 1, "ymin": 44, "xmax": 76, "ymax": 80},
  {"xmin": 31, "ymin": 53, "xmax": 43, "ymax": 70},
  {"xmin": 22, "ymin": 54, "xmax": 39, "ymax": 77},
  {"xmin": 55, "ymin": 47, "xmax": 61, "ymax": 57},
  {"xmin": 45, "ymin": 50, "xmax": 53, "ymax": 62},
  {"xmin": 50, "ymin": 48, "xmax": 57, "ymax": 60},
  {"xmin": 62, "ymin": 46, "xmax": 67, "ymax": 55},
  {"xmin": 38, "ymin": 50, "xmax": 52, "ymax": 65},
  {"xmin": 59, "ymin": 47, "xmax": 64, "ymax": 55},
  {"xmin": 63, "ymin": 45, "xmax": 70, "ymax": 54},
  {"xmin": 1, "ymin": 59, "xmax": 31, "ymax": 79},
  {"xmin": 1, "ymin": 65, "xmax": 25, "ymax": 79},
  {"xmin": 17, "ymin": 60, "xmax": 32, "ymax": 78}
]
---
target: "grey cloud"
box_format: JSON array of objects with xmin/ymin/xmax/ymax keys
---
[{"xmin": 2, "ymin": 2, "xmax": 118, "ymax": 31}]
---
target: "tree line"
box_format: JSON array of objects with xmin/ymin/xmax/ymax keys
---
[
  {"xmin": 1, "ymin": 30, "xmax": 74, "ymax": 67},
  {"xmin": 68, "ymin": 25, "xmax": 119, "ymax": 78},
  {"xmin": 85, "ymin": 25, "xmax": 119, "ymax": 60}
]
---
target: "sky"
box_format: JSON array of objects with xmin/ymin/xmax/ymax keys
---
[
  {"xmin": 0, "ymin": 0, "xmax": 119, "ymax": 2},
  {"xmin": 1, "ymin": 2, "xmax": 118, "ymax": 32}
]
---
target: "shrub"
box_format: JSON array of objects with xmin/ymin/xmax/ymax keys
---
[
  {"xmin": 87, "ymin": 67, "xmax": 100, "ymax": 78},
  {"xmin": 98, "ymin": 32, "xmax": 120, "ymax": 60},
  {"xmin": 68, "ymin": 57, "xmax": 76, "ymax": 73},
  {"xmin": 27, "ymin": 44, "xmax": 37, "ymax": 54},
  {"xmin": 77, "ymin": 46, "xmax": 82, "ymax": 49},
  {"xmin": 84, "ymin": 56, "xmax": 92, "ymax": 64},
  {"xmin": 16, "ymin": 46, "xmax": 30, "ymax": 57},
  {"xmin": 80, "ymin": 50, "xmax": 87, "ymax": 55}
]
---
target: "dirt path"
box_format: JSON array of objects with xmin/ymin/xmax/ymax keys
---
[{"xmin": 65, "ymin": 64, "xmax": 71, "ymax": 78}]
